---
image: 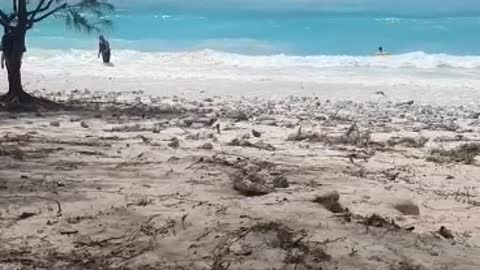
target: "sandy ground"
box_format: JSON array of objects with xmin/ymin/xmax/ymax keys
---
[
  {"xmin": 1, "ymin": 89, "xmax": 480, "ymax": 270},
  {"xmin": 3, "ymin": 64, "xmax": 480, "ymax": 105}
]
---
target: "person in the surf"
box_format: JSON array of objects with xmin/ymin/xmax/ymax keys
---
[
  {"xmin": 377, "ymin": 46, "xmax": 384, "ymax": 55},
  {"xmin": 98, "ymin": 35, "xmax": 111, "ymax": 64}
]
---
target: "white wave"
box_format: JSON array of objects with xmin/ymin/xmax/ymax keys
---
[
  {"xmin": 19, "ymin": 48, "xmax": 480, "ymax": 79},
  {"xmin": 375, "ymin": 17, "xmax": 401, "ymax": 24}
]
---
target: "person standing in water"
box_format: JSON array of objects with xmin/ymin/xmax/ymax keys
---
[
  {"xmin": 98, "ymin": 35, "xmax": 111, "ymax": 64},
  {"xmin": 378, "ymin": 46, "xmax": 384, "ymax": 55}
]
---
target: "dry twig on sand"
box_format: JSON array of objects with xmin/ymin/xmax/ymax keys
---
[{"xmin": 211, "ymin": 221, "xmax": 331, "ymax": 270}]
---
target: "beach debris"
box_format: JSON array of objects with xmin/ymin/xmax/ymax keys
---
[
  {"xmin": 391, "ymin": 261, "xmax": 422, "ymax": 270},
  {"xmin": 314, "ymin": 114, "xmax": 328, "ymax": 121},
  {"xmin": 387, "ymin": 136, "xmax": 428, "ymax": 148},
  {"xmin": 137, "ymin": 135, "xmax": 152, "ymax": 145},
  {"xmin": 228, "ymin": 138, "xmax": 276, "ymax": 151},
  {"xmin": 252, "ymin": 129, "xmax": 262, "ymax": 138},
  {"xmin": 438, "ymin": 226, "xmax": 454, "ymax": 239},
  {"xmin": 427, "ymin": 143, "xmax": 480, "ymax": 164},
  {"xmin": 127, "ymin": 196, "xmax": 153, "ymax": 207},
  {"xmin": 253, "ymin": 140, "xmax": 276, "ymax": 151},
  {"xmin": 212, "ymin": 221, "xmax": 330, "ymax": 269},
  {"xmin": 433, "ymin": 134, "xmax": 468, "ymax": 142},
  {"xmin": 256, "ymin": 114, "xmax": 276, "ymax": 122},
  {"xmin": 0, "ymin": 144, "xmax": 24, "ymax": 160},
  {"xmin": 227, "ymin": 110, "xmax": 248, "ymax": 122},
  {"xmin": 190, "ymin": 123, "xmax": 205, "ymax": 129},
  {"xmin": 168, "ymin": 137, "xmax": 180, "ymax": 149},
  {"xmin": 428, "ymin": 120, "xmax": 460, "ymax": 132},
  {"xmin": 60, "ymin": 230, "xmax": 79, "ymax": 236},
  {"xmin": 157, "ymin": 102, "xmax": 178, "ymax": 114},
  {"xmin": 392, "ymin": 200, "xmax": 420, "ymax": 216},
  {"xmin": 185, "ymin": 132, "xmax": 216, "ymax": 141},
  {"xmin": 327, "ymin": 124, "xmax": 372, "ymax": 147},
  {"xmin": 360, "ymin": 214, "xmax": 400, "ymax": 229},
  {"xmin": 313, "ymin": 191, "xmax": 345, "ymax": 213},
  {"xmin": 260, "ymin": 120, "xmax": 278, "ymax": 126},
  {"xmin": 287, "ymin": 124, "xmax": 372, "ymax": 147},
  {"xmin": 232, "ymin": 172, "xmax": 275, "ymax": 196},
  {"xmin": 17, "ymin": 212, "xmax": 37, "ymax": 220},
  {"xmin": 241, "ymin": 133, "xmax": 251, "ymax": 140},
  {"xmin": 50, "ymin": 120, "xmax": 60, "ymax": 127},
  {"xmin": 396, "ymin": 100, "xmax": 414, "ymax": 107},
  {"xmin": 287, "ymin": 127, "xmax": 325, "ymax": 142},
  {"xmin": 272, "ymin": 175, "xmax": 289, "ymax": 188},
  {"xmin": 108, "ymin": 124, "xmax": 151, "ymax": 132},
  {"xmin": 80, "ymin": 121, "xmax": 89, "ymax": 128},
  {"xmin": 199, "ymin": 142, "xmax": 214, "ymax": 150},
  {"xmin": 382, "ymin": 169, "xmax": 401, "ymax": 181},
  {"xmin": 183, "ymin": 115, "xmax": 216, "ymax": 127}
]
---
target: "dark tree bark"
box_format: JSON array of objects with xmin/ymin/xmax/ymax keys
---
[{"xmin": 2, "ymin": 29, "xmax": 29, "ymax": 102}]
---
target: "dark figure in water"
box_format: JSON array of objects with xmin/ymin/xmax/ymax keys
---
[
  {"xmin": 378, "ymin": 46, "xmax": 384, "ymax": 54},
  {"xmin": 98, "ymin": 35, "xmax": 111, "ymax": 64}
]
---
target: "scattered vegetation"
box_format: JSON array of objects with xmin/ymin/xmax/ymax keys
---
[
  {"xmin": 387, "ymin": 136, "xmax": 428, "ymax": 148},
  {"xmin": 427, "ymin": 143, "xmax": 480, "ymax": 164},
  {"xmin": 228, "ymin": 138, "xmax": 276, "ymax": 151},
  {"xmin": 211, "ymin": 221, "xmax": 331, "ymax": 270},
  {"xmin": 359, "ymin": 214, "xmax": 400, "ymax": 230},
  {"xmin": 287, "ymin": 124, "xmax": 372, "ymax": 147}
]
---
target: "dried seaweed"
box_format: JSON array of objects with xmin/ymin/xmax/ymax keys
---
[{"xmin": 427, "ymin": 143, "xmax": 480, "ymax": 164}]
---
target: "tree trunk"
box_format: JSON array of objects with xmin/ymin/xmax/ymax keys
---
[{"xmin": 3, "ymin": 30, "xmax": 30, "ymax": 102}]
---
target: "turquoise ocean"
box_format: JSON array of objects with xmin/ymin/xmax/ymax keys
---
[{"xmin": 6, "ymin": 0, "xmax": 480, "ymax": 71}]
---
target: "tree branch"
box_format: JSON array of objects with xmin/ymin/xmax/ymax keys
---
[
  {"xmin": 33, "ymin": 3, "xmax": 67, "ymax": 23},
  {"xmin": 28, "ymin": 0, "xmax": 55, "ymax": 19},
  {"xmin": 0, "ymin": 9, "xmax": 10, "ymax": 28},
  {"xmin": 29, "ymin": 0, "xmax": 46, "ymax": 18}
]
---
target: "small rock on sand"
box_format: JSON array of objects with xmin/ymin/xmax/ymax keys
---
[
  {"xmin": 50, "ymin": 121, "xmax": 60, "ymax": 127},
  {"xmin": 199, "ymin": 142, "xmax": 213, "ymax": 150},
  {"xmin": 393, "ymin": 200, "xmax": 420, "ymax": 216},
  {"xmin": 272, "ymin": 175, "xmax": 289, "ymax": 188},
  {"xmin": 438, "ymin": 226, "xmax": 454, "ymax": 239},
  {"xmin": 313, "ymin": 191, "xmax": 345, "ymax": 213},
  {"xmin": 168, "ymin": 137, "xmax": 180, "ymax": 148},
  {"xmin": 233, "ymin": 173, "xmax": 275, "ymax": 196}
]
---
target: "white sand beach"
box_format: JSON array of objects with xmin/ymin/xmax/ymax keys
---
[{"xmin": 1, "ymin": 65, "xmax": 480, "ymax": 269}]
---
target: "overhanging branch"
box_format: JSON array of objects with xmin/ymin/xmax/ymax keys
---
[{"xmin": 32, "ymin": 3, "xmax": 68, "ymax": 23}]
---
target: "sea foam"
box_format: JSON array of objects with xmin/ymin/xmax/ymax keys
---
[{"xmin": 21, "ymin": 48, "xmax": 480, "ymax": 79}]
